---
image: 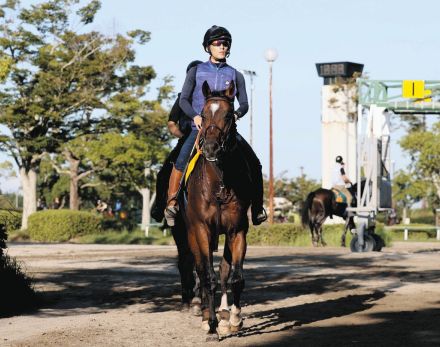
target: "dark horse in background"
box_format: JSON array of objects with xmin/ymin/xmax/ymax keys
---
[
  {"xmin": 174, "ymin": 81, "xmax": 251, "ymax": 342},
  {"xmin": 301, "ymin": 182, "xmax": 364, "ymax": 247}
]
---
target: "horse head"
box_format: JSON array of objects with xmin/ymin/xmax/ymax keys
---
[{"xmin": 200, "ymin": 80, "xmax": 235, "ymax": 162}]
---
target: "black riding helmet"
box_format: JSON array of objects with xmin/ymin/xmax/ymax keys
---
[
  {"xmin": 203, "ymin": 25, "xmax": 232, "ymax": 55},
  {"xmin": 335, "ymin": 155, "xmax": 344, "ymax": 164}
]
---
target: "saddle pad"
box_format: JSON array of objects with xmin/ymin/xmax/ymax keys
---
[
  {"xmin": 185, "ymin": 150, "xmax": 201, "ymax": 184},
  {"xmin": 332, "ymin": 188, "xmax": 347, "ymax": 204}
]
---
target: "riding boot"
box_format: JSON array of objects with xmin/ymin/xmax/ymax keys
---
[
  {"xmin": 151, "ymin": 140, "xmax": 185, "ymax": 222},
  {"xmin": 164, "ymin": 166, "xmax": 183, "ymax": 227},
  {"xmin": 250, "ymin": 164, "xmax": 267, "ymax": 225},
  {"xmin": 235, "ymin": 133, "xmax": 267, "ymax": 225}
]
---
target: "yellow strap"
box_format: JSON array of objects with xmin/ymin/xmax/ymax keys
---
[{"xmin": 185, "ymin": 150, "xmax": 201, "ymax": 184}]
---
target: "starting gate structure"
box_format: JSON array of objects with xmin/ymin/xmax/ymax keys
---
[{"xmin": 350, "ymin": 79, "xmax": 440, "ymax": 251}]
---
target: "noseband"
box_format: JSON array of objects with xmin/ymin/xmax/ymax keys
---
[{"xmin": 200, "ymin": 96, "xmax": 235, "ymax": 161}]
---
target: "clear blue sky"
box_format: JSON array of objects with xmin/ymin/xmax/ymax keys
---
[
  {"xmin": 93, "ymin": 0, "xmax": 440, "ymax": 178},
  {"xmin": 2, "ymin": 0, "xmax": 440, "ymax": 191}
]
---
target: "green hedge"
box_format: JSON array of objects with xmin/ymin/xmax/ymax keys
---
[
  {"xmin": 28, "ymin": 210, "xmax": 102, "ymax": 242},
  {"xmin": 243, "ymin": 223, "xmax": 355, "ymax": 247},
  {"xmin": 243, "ymin": 223, "xmax": 389, "ymax": 247},
  {"xmin": 0, "ymin": 210, "xmax": 22, "ymax": 233}
]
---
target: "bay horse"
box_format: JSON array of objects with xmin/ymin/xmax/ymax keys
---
[
  {"xmin": 180, "ymin": 80, "xmax": 251, "ymax": 342},
  {"xmin": 301, "ymin": 183, "xmax": 363, "ymax": 247}
]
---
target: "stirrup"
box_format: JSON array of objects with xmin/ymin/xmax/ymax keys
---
[
  {"xmin": 164, "ymin": 203, "xmax": 179, "ymax": 227},
  {"xmin": 252, "ymin": 207, "xmax": 267, "ymax": 226}
]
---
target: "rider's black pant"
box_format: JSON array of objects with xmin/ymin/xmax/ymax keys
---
[{"xmin": 235, "ymin": 133, "xmax": 264, "ymax": 211}]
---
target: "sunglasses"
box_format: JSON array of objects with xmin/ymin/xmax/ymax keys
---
[{"xmin": 210, "ymin": 40, "xmax": 230, "ymax": 47}]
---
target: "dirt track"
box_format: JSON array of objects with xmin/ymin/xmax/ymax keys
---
[{"xmin": 2, "ymin": 242, "xmax": 440, "ymax": 346}]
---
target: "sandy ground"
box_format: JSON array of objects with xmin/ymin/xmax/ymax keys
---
[{"xmin": 1, "ymin": 242, "xmax": 440, "ymax": 347}]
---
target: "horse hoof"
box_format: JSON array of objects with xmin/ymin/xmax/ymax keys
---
[
  {"xmin": 191, "ymin": 304, "xmax": 202, "ymax": 316},
  {"xmin": 230, "ymin": 321, "xmax": 243, "ymax": 333},
  {"xmin": 217, "ymin": 319, "xmax": 231, "ymax": 335},
  {"xmin": 201, "ymin": 320, "xmax": 210, "ymax": 331},
  {"xmin": 206, "ymin": 333, "xmax": 219, "ymax": 342}
]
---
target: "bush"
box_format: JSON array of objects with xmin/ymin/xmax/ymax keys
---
[
  {"xmin": 28, "ymin": 210, "xmax": 102, "ymax": 242},
  {"xmin": 242, "ymin": 222, "xmax": 390, "ymax": 247},
  {"xmin": 410, "ymin": 209, "xmax": 435, "ymax": 225},
  {"xmin": 247, "ymin": 223, "xmax": 304, "ymax": 246},
  {"xmin": 0, "ymin": 252, "xmax": 37, "ymax": 317},
  {"xmin": 0, "ymin": 223, "xmax": 6, "ymax": 253},
  {"xmin": 0, "ymin": 209, "xmax": 22, "ymax": 233},
  {"xmin": 0, "ymin": 223, "xmax": 37, "ymax": 317}
]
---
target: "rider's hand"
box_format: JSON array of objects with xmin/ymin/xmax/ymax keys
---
[
  {"xmin": 194, "ymin": 115, "xmax": 202, "ymax": 130},
  {"xmin": 234, "ymin": 111, "xmax": 241, "ymax": 122}
]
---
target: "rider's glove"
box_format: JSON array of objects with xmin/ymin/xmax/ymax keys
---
[{"xmin": 234, "ymin": 111, "xmax": 242, "ymax": 122}]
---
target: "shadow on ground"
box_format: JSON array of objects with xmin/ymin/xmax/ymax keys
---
[{"xmin": 255, "ymin": 307, "xmax": 440, "ymax": 347}]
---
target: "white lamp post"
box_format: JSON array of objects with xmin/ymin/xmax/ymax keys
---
[{"xmin": 264, "ymin": 48, "xmax": 278, "ymax": 224}]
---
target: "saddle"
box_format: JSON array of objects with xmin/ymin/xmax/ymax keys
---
[{"xmin": 332, "ymin": 188, "xmax": 349, "ymax": 204}]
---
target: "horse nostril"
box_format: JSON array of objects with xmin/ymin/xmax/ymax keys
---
[{"xmin": 203, "ymin": 142, "xmax": 220, "ymax": 159}]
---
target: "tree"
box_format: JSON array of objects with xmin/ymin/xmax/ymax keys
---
[
  {"xmin": 265, "ymin": 172, "xmax": 320, "ymax": 211},
  {"xmin": 0, "ymin": 0, "xmax": 155, "ymax": 227},
  {"xmin": 392, "ymin": 170, "xmax": 427, "ymax": 219},
  {"xmin": 87, "ymin": 130, "xmax": 169, "ymax": 229},
  {"xmin": 399, "ymin": 122, "xmax": 440, "ymax": 205}
]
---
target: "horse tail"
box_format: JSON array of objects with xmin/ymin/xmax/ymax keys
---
[{"xmin": 301, "ymin": 191, "xmax": 316, "ymax": 227}]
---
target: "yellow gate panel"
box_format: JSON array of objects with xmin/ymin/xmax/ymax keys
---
[{"xmin": 402, "ymin": 80, "xmax": 425, "ymax": 98}]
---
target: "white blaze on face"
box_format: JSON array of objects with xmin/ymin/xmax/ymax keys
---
[{"xmin": 210, "ymin": 102, "xmax": 219, "ymax": 117}]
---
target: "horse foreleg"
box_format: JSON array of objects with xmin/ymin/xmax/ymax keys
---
[
  {"xmin": 193, "ymin": 227, "xmax": 218, "ymax": 341},
  {"xmin": 229, "ymin": 230, "xmax": 246, "ymax": 332},
  {"xmin": 204, "ymin": 256, "xmax": 218, "ymax": 341},
  {"xmin": 217, "ymin": 241, "xmax": 232, "ymax": 335},
  {"xmin": 190, "ymin": 270, "xmax": 202, "ymax": 316}
]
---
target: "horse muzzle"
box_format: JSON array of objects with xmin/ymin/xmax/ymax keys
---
[{"xmin": 202, "ymin": 141, "xmax": 221, "ymax": 162}]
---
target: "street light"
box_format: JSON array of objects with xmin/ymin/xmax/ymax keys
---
[
  {"xmin": 264, "ymin": 48, "xmax": 278, "ymax": 224},
  {"xmin": 240, "ymin": 69, "xmax": 257, "ymax": 147}
]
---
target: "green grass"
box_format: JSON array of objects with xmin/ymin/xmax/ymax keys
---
[
  {"xmin": 384, "ymin": 224, "xmax": 439, "ymax": 242},
  {"xmin": 73, "ymin": 227, "xmax": 174, "ymax": 245},
  {"xmin": 8, "ymin": 229, "xmax": 30, "ymax": 242}
]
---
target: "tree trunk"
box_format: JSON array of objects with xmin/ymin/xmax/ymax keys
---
[
  {"xmin": 140, "ymin": 188, "xmax": 156, "ymax": 231},
  {"xmin": 403, "ymin": 206, "xmax": 408, "ymax": 222},
  {"xmin": 65, "ymin": 152, "xmax": 81, "ymax": 210},
  {"xmin": 432, "ymin": 175, "xmax": 440, "ymax": 202},
  {"xmin": 20, "ymin": 167, "xmax": 37, "ymax": 230}
]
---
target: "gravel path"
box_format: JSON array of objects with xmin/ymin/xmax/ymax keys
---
[{"xmin": 2, "ymin": 242, "xmax": 440, "ymax": 346}]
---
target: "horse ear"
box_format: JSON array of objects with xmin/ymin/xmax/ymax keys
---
[
  {"xmin": 225, "ymin": 80, "xmax": 235, "ymax": 99},
  {"xmin": 202, "ymin": 81, "xmax": 211, "ymax": 98}
]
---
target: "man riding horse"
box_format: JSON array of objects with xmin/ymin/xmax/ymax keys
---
[
  {"xmin": 302, "ymin": 155, "xmax": 360, "ymax": 247},
  {"xmin": 164, "ymin": 25, "xmax": 267, "ymax": 227},
  {"xmin": 332, "ymin": 155, "xmax": 354, "ymax": 208}
]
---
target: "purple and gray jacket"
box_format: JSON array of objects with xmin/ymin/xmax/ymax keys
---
[{"xmin": 179, "ymin": 60, "xmax": 249, "ymax": 129}]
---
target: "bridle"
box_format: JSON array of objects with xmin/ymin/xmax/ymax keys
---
[{"xmin": 199, "ymin": 96, "xmax": 235, "ymax": 161}]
